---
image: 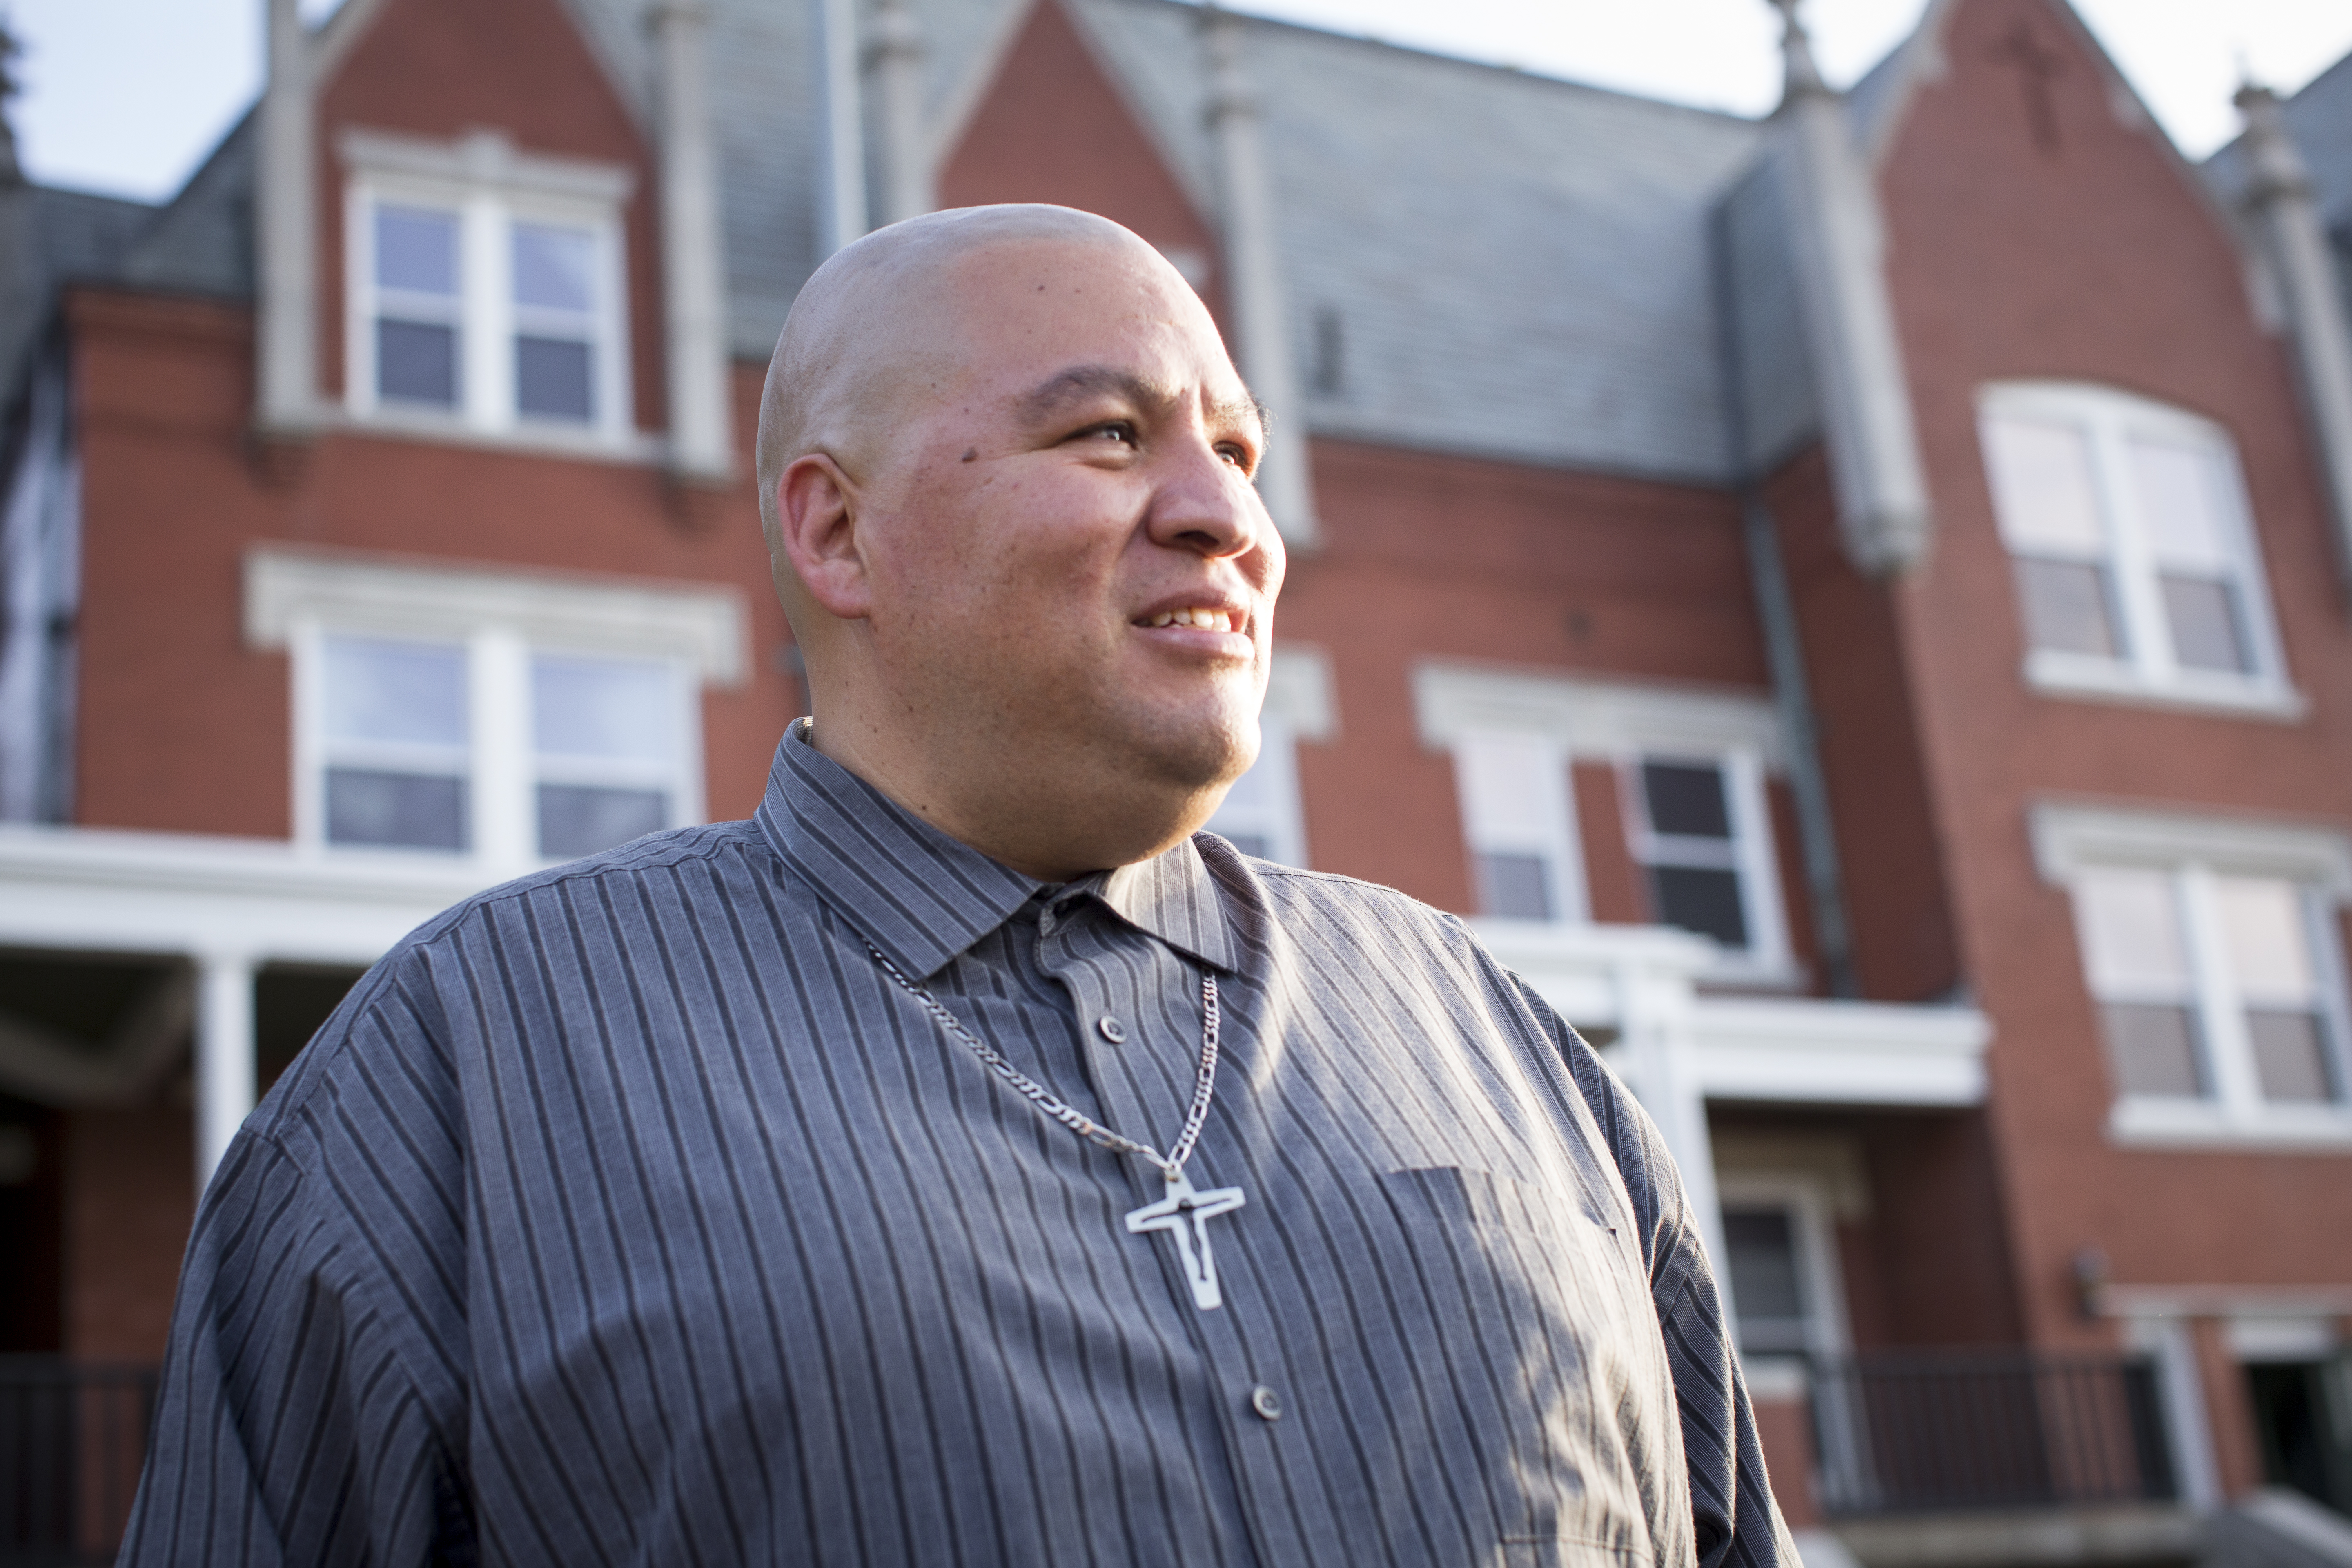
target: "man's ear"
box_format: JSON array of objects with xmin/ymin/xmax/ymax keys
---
[{"xmin": 777, "ymin": 454, "xmax": 875, "ymax": 621}]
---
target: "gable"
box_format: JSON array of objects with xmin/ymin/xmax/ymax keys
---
[{"xmin": 935, "ymin": 0, "xmax": 1226, "ymax": 325}]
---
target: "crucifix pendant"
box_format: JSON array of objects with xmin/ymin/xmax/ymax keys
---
[{"xmin": 1125, "ymin": 1169, "xmax": 1247, "ymax": 1310}]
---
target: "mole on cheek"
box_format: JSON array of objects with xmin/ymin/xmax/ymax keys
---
[{"xmin": 961, "ymin": 449, "xmax": 977, "ymax": 463}]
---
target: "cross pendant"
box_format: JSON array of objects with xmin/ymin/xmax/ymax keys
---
[{"xmin": 1125, "ymin": 1169, "xmax": 1247, "ymax": 1310}]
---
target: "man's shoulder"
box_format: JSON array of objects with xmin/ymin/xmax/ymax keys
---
[{"xmin": 249, "ymin": 820, "xmax": 775, "ymax": 1130}]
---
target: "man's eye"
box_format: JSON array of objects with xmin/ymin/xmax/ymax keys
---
[
  {"xmin": 1080, "ymin": 422, "xmax": 1137, "ymax": 447},
  {"xmin": 1216, "ymin": 445, "xmax": 1250, "ymax": 469}
]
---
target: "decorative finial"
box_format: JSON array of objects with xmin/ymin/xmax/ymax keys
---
[
  {"xmin": 2234, "ymin": 78, "xmax": 2311, "ymax": 204},
  {"xmin": 1770, "ymin": 0, "xmax": 1829, "ymax": 103}
]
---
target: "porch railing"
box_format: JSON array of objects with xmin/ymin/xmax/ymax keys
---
[
  {"xmin": 0, "ymin": 1358, "xmax": 157, "ymax": 1567},
  {"xmin": 1811, "ymin": 1351, "xmax": 2178, "ymax": 1515}
]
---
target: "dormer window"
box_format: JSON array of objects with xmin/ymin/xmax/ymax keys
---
[{"xmin": 342, "ymin": 128, "xmax": 634, "ymax": 446}]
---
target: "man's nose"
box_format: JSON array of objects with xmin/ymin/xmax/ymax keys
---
[{"xmin": 1144, "ymin": 437, "xmax": 1274, "ymax": 563}]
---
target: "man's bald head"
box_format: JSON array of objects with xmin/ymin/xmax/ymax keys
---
[
  {"xmin": 755, "ymin": 205, "xmax": 1174, "ymax": 564},
  {"xmin": 751, "ymin": 201, "xmax": 1282, "ymax": 880}
]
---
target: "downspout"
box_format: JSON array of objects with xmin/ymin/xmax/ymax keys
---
[{"xmin": 1712, "ymin": 196, "xmax": 1859, "ymax": 1001}]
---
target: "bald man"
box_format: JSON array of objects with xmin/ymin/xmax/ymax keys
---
[{"xmin": 123, "ymin": 206, "xmax": 1794, "ymax": 1568}]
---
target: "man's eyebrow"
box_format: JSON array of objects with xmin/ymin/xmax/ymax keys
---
[{"xmin": 1015, "ymin": 365, "xmax": 1269, "ymax": 441}]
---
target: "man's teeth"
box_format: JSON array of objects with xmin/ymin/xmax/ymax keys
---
[{"xmin": 1146, "ymin": 608, "xmax": 1235, "ymax": 631}]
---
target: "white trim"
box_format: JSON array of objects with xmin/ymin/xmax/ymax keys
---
[
  {"xmin": 2225, "ymin": 1315, "xmax": 2339, "ymax": 1363},
  {"xmin": 338, "ymin": 127, "xmax": 637, "ymax": 205},
  {"xmin": 1690, "ymin": 997, "xmax": 1990, "ymax": 1106},
  {"xmin": 2031, "ymin": 802, "xmax": 2352, "ymax": 899},
  {"xmin": 2120, "ymin": 1315, "xmax": 2223, "ymax": 1511},
  {"xmin": 1414, "ymin": 663, "xmax": 1785, "ymax": 769},
  {"xmin": 1453, "ymin": 731, "xmax": 1587, "ymax": 925},
  {"xmin": 2108, "ymin": 1283, "xmax": 2352, "ymax": 1318},
  {"xmin": 1619, "ymin": 750, "xmax": 1795, "ymax": 984},
  {"xmin": 245, "ymin": 548, "xmax": 748, "ymax": 686},
  {"xmin": 2107, "ymin": 1097, "xmax": 2352, "ymax": 1150},
  {"xmin": 1263, "ymin": 643, "xmax": 1337, "ymax": 742},
  {"xmin": 2023, "ymin": 650, "xmax": 2310, "ymax": 720}
]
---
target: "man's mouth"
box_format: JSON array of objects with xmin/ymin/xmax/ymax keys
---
[{"xmin": 1139, "ymin": 606, "xmax": 1241, "ymax": 632}]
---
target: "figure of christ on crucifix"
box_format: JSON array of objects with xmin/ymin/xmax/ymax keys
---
[{"xmin": 123, "ymin": 205, "xmax": 1798, "ymax": 1568}]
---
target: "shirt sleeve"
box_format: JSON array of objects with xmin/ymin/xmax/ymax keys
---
[
  {"xmin": 116, "ymin": 1127, "xmax": 477, "ymax": 1567},
  {"xmin": 1510, "ymin": 972, "xmax": 1802, "ymax": 1568}
]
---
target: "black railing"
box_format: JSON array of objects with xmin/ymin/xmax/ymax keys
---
[
  {"xmin": 0, "ymin": 1358, "xmax": 157, "ymax": 1566},
  {"xmin": 1811, "ymin": 1351, "xmax": 2177, "ymax": 1515}
]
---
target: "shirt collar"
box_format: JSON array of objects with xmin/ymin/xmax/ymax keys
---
[{"xmin": 755, "ymin": 722, "xmax": 1235, "ymax": 979}]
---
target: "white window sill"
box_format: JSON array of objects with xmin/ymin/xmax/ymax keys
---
[
  {"xmin": 2024, "ymin": 653, "xmax": 2307, "ymax": 723},
  {"xmin": 328, "ymin": 403, "xmax": 668, "ymax": 468},
  {"xmin": 2109, "ymin": 1096, "xmax": 2352, "ymax": 1150}
]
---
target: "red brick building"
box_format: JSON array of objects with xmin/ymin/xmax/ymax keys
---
[{"xmin": 4, "ymin": 0, "xmax": 2352, "ymax": 1556}]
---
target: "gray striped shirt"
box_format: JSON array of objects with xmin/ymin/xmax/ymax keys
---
[{"xmin": 122, "ymin": 724, "xmax": 1794, "ymax": 1567}]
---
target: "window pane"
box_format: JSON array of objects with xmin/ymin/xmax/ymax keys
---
[
  {"xmin": 2016, "ymin": 557, "xmax": 2122, "ymax": 657},
  {"xmin": 326, "ymin": 768, "xmax": 467, "ymax": 851},
  {"xmin": 532, "ymin": 655, "xmax": 673, "ymax": 761},
  {"xmin": 2214, "ymin": 877, "xmax": 2316, "ymax": 1002},
  {"xmin": 2248, "ymin": 1011, "xmax": 2337, "ymax": 1103},
  {"xmin": 1652, "ymin": 866, "xmax": 1747, "ymax": 948},
  {"xmin": 1984, "ymin": 415, "xmax": 2104, "ymax": 553},
  {"xmin": 1457, "ymin": 733, "xmax": 1555, "ymax": 846},
  {"xmin": 2129, "ymin": 437, "xmax": 2234, "ymax": 570},
  {"xmin": 2076, "ymin": 868, "xmax": 2189, "ymax": 994},
  {"xmin": 2159, "ymin": 574, "xmax": 2250, "ymax": 674},
  {"xmin": 515, "ymin": 336, "xmax": 593, "ymax": 421},
  {"xmin": 1475, "ymin": 852, "xmax": 1552, "ymax": 920},
  {"xmin": 323, "ymin": 637, "xmax": 467, "ymax": 746},
  {"xmin": 538, "ymin": 784, "xmax": 666, "ymax": 860},
  {"xmin": 1642, "ymin": 761, "xmax": 1731, "ymax": 839},
  {"xmin": 377, "ymin": 319, "xmax": 458, "ymax": 407},
  {"xmin": 512, "ymin": 223, "xmax": 595, "ymax": 313},
  {"xmin": 2101, "ymin": 1003, "xmax": 2205, "ymax": 1098},
  {"xmin": 376, "ymin": 206, "xmax": 457, "ymax": 296},
  {"xmin": 1723, "ymin": 1207, "xmax": 1810, "ymax": 1354}
]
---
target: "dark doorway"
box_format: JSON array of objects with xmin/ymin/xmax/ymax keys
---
[{"xmin": 2247, "ymin": 1357, "xmax": 2352, "ymax": 1517}]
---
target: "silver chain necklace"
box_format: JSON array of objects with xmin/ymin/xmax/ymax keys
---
[{"xmin": 864, "ymin": 938, "xmax": 1247, "ymax": 1310}]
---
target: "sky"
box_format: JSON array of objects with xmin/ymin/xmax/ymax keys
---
[{"xmin": 8, "ymin": 0, "xmax": 2352, "ymax": 206}]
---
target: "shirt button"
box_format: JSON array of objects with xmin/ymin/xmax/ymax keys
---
[
  {"xmin": 1097, "ymin": 1015, "xmax": 1128, "ymax": 1044},
  {"xmin": 1248, "ymin": 1384, "xmax": 1283, "ymax": 1422}
]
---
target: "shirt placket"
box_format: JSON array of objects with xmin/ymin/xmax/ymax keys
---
[{"xmin": 1036, "ymin": 894, "xmax": 1313, "ymax": 1568}]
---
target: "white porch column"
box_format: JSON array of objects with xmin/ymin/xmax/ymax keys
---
[
  {"xmin": 1612, "ymin": 956, "xmax": 1731, "ymax": 1304},
  {"xmin": 651, "ymin": 2, "xmax": 735, "ymax": 484},
  {"xmin": 1768, "ymin": 0, "xmax": 1933, "ymax": 576},
  {"xmin": 813, "ymin": 0, "xmax": 868, "ymax": 257},
  {"xmin": 867, "ymin": 0, "xmax": 930, "ymax": 227},
  {"xmin": 195, "ymin": 952, "xmax": 258, "ymax": 1192},
  {"xmin": 1201, "ymin": 7, "xmax": 1319, "ymax": 549},
  {"xmin": 2236, "ymin": 85, "xmax": 2352, "ymax": 601},
  {"xmin": 257, "ymin": 0, "xmax": 317, "ymax": 436}
]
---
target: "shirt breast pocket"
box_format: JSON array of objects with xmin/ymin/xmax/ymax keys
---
[{"xmin": 1376, "ymin": 1164, "xmax": 1668, "ymax": 1566}]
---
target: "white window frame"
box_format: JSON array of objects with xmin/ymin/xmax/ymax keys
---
[
  {"xmin": 1452, "ymin": 729, "xmax": 1588, "ymax": 925},
  {"xmin": 248, "ymin": 548, "xmax": 748, "ymax": 876},
  {"xmin": 341, "ymin": 128, "xmax": 637, "ymax": 452},
  {"xmin": 1619, "ymin": 749, "xmax": 1791, "ymax": 982},
  {"xmin": 1203, "ymin": 644, "xmax": 1335, "ymax": 867},
  {"xmin": 1414, "ymin": 662, "xmax": 1797, "ymax": 984},
  {"xmin": 2033, "ymin": 802, "xmax": 2352, "ymax": 1147},
  {"xmin": 1978, "ymin": 381, "xmax": 2301, "ymax": 721},
  {"xmin": 1715, "ymin": 1170, "xmax": 1853, "ymax": 1362}
]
